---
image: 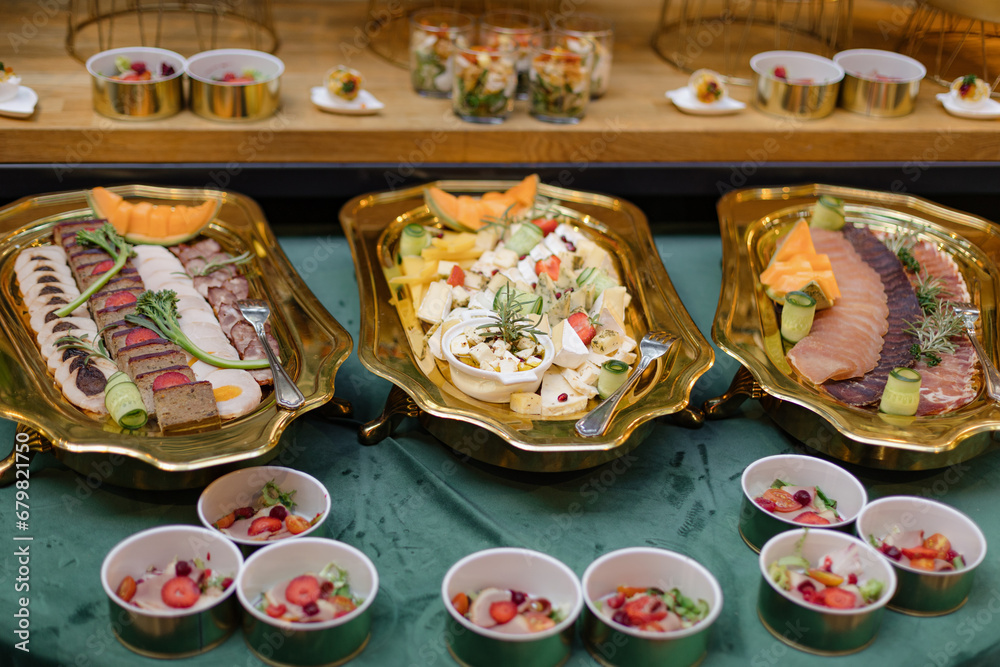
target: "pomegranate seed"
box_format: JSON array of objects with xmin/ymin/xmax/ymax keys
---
[
  {"xmin": 793, "ymin": 490, "xmax": 811, "ymax": 506},
  {"xmin": 611, "ymin": 610, "xmax": 631, "ymax": 626},
  {"xmin": 848, "ymin": 573, "xmax": 858, "ymax": 585},
  {"xmin": 510, "ymin": 591, "xmax": 526, "ymax": 605},
  {"xmin": 491, "ymin": 269, "xmax": 498, "ymax": 275},
  {"xmin": 555, "ymin": 292, "xmax": 562, "ymax": 299},
  {"xmin": 883, "ymin": 545, "xmax": 902, "ymax": 560},
  {"xmin": 303, "ymin": 602, "xmax": 320, "ymax": 616},
  {"xmin": 531, "ymin": 283, "xmax": 537, "ymax": 289},
  {"xmin": 221, "ymin": 577, "xmax": 233, "ymax": 589},
  {"xmin": 557, "ymin": 393, "xmax": 568, "ymax": 402},
  {"xmin": 175, "ymin": 561, "xmax": 192, "ymax": 577},
  {"xmin": 519, "ymin": 254, "xmax": 527, "ymax": 260}
]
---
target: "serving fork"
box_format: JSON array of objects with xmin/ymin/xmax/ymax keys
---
[
  {"xmin": 575, "ymin": 331, "xmax": 676, "ymax": 437},
  {"xmin": 237, "ymin": 299, "xmax": 305, "ymax": 410},
  {"xmin": 952, "ymin": 302, "xmax": 1000, "ymax": 403}
]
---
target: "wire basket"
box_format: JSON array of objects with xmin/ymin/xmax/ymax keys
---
[
  {"xmin": 365, "ymin": 0, "xmax": 557, "ymax": 68},
  {"xmin": 653, "ymin": 0, "xmax": 853, "ymax": 84},
  {"xmin": 66, "ymin": 0, "xmax": 279, "ymax": 62}
]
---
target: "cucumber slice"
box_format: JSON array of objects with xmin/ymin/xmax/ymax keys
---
[
  {"xmin": 399, "ymin": 223, "xmax": 431, "ymax": 257},
  {"xmin": 104, "ymin": 376, "xmax": 148, "ymax": 430},
  {"xmin": 576, "ymin": 267, "xmax": 618, "ymax": 297},
  {"xmin": 879, "ymin": 367, "xmax": 921, "ymax": 416},
  {"xmin": 780, "ymin": 290, "xmax": 816, "ymax": 343},
  {"xmin": 810, "ymin": 196, "xmax": 846, "ymax": 230},
  {"xmin": 503, "ymin": 222, "xmax": 543, "ymax": 257},
  {"xmin": 597, "ymin": 359, "xmax": 630, "ymax": 399}
]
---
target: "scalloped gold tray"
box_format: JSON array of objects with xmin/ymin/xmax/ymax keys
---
[
  {"xmin": 341, "ymin": 180, "xmax": 714, "ymax": 472},
  {"xmin": 711, "ymin": 184, "xmax": 1000, "ymax": 470},
  {"xmin": 0, "ymin": 186, "xmax": 353, "ymax": 489}
]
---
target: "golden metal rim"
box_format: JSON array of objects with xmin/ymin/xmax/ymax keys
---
[
  {"xmin": 756, "ymin": 608, "xmax": 877, "ymax": 656},
  {"xmin": 738, "ymin": 524, "xmax": 763, "ymax": 554},
  {"xmin": 113, "ymin": 625, "xmax": 235, "ymax": 659},
  {"xmin": 446, "ymin": 641, "xmax": 570, "ymax": 667},
  {"xmin": 583, "ymin": 636, "xmax": 707, "ymax": 667},
  {"xmin": 243, "ymin": 631, "xmax": 371, "ymax": 667},
  {"xmin": 887, "ymin": 595, "xmax": 969, "ymax": 617}
]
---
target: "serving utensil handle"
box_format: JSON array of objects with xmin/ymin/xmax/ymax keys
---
[
  {"xmin": 252, "ymin": 321, "xmax": 305, "ymax": 410},
  {"xmin": 962, "ymin": 319, "xmax": 1000, "ymax": 402},
  {"xmin": 575, "ymin": 356, "xmax": 653, "ymax": 437}
]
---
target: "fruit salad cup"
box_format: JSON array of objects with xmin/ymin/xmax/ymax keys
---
[
  {"xmin": 409, "ymin": 8, "xmax": 475, "ymax": 98},
  {"xmin": 481, "ymin": 9, "xmax": 544, "ymax": 99},
  {"xmin": 529, "ymin": 32, "xmax": 592, "ymax": 124},
  {"xmin": 452, "ymin": 46, "xmax": 518, "ymax": 124},
  {"xmin": 85, "ymin": 46, "xmax": 186, "ymax": 120},
  {"xmin": 551, "ymin": 13, "xmax": 613, "ymax": 98}
]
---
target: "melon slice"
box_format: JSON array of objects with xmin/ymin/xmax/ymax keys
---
[
  {"xmin": 504, "ymin": 174, "xmax": 539, "ymax": 208},
  {"xmin": 760, "ymin": 218, "xmax": 841, "ymax": 306},
  {"xmin": 86, "ymin": 187, "xmax": 221, "ymax": 245},
  {"xmin": 423, "ymin": 175, "xmax": 540, "ymax": 232}
]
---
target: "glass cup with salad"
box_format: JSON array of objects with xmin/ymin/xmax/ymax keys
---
[
  {"xmin": 551, "ymin": 13, "xmax": 613, "ymax": 98},
  {"xmin": 409, "ymin": 9, "xmax": 475, "ymax": 98},
  {"xmin": 452, "ymin": 45, "xmax": 518, "ymax": 124},
  {"xmin": 481, "ymin": 10, "xmax": 544, "ymax": 99},
  {"xmin": 529, "ymin": 32, "xmax": 592, "ymax": 124}
]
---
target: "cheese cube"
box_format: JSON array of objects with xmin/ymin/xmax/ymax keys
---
[
  {"xmin": 561, "ymin": 367, "xmax": 599, "ymax": 398},
  {"xmin": 510, "ymin": 392, "xmax": 542, "ymax": 415},
  {"xmin": 493, "ymin": 248, "xmax": 519, "ymax": 268},
  {"xmin": 451, "ymin": 286, "xmax": 470, "ymax": 307},
  {"xmin": 468, "ymin": 290, "xmax": 495, "ymax": 312},
  {"xmin": 464, "ymin": 271, "xmax": 485, "ymax": 290},
  {"xmin": 540, "ymin": 372, "xmax": 589, "ymax": 416},
  {"xmin": 543, "ymin": 234, "xmax": 568, "ymax": 255},
  {"xmin": 437, "ymin": 260, "xmax": 458, "ymax": 277},
  {"xmin": 529, "ymin": 244, "xmax": 552, "ymax": 262},
  {"xmin": 470, "ymin": 343, "xmax": 497, "ymax": 369},
  {"xmin": 449, "ymin": 333, "xmax": 470, "ymax": 357},
  {"xmin": 416, "ymin": 281, "xmax": 453, "ymax": 324},
  {"xmin": 551, "ymin": 319, "xmax": 589, "ymax": 368},
  {"xmin": 476, "ymin": 228, "xmax": 500, "ymax": 251},
  {"xmin": 517, "ymin": 257, "xmax": 539, "ymax": 286}
]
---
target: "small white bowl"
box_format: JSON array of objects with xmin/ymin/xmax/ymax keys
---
[
  {"xmin": 750, "ymin": 50, "xmax": 844, "ymax": 119},
  {"xmin": 581, "ymin": 547, "xmax": 723, "ymax": 666},
  {"xmin": 237, "ymin": 537, "xmax": 378, "ymax": 666},
  {"xmin": 441, "ymin": 316, "xmax": 555, "ymax": 402},
  {"xmin": 100, "ymin": 525, "xmax": 244, "ymax": 658},
  {"xmin": 197, "ymin": 466, "xmax": 330, "ymax": 547},
  {"xmin": 186, "ymin": 48, "xmax": 283, "ymax": 121},
  {"xmin": 85, "ymin": 46, "xmax": 186, "ymax": 120},
  {"xmin": 740, "ymin": 454, "xmax": 868, "ymax": 551},
  {"xmin": 833, "ymin": 49, "xmax": 925, "ymax": 117},
  {"xmin": 442, "ymin": 548, "xmax": 583, "ymax": 666},
  {"xmin": 758, "ymin": 529, "xmax": 896, "ymax": 654},
  {"xmin": 856, "ymin": 496, "xmax": 987, "ymax": 615},
  {"xmin": 0, "ymin": 73, "xmax": 22, "ymax": 103}
]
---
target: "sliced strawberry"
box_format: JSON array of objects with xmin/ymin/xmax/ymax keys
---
[
  {"xmin": 265, "ymin": 603, "xmax": 287, "ymax": 618},
  {"xmin": 161, "ymin": 576, "xmax": 201, "ymax": 608},
  {"xmin": 902, "ymin": 546, "xmax": 939, "ymax": 561},
  {"xmin": 213, "ymin": 512, "xmax": 236, "ymax": 529},
  {"xmin": 605, "ymin": 593, "xmax": 626, "ymax": 609},
  {"xmin": 116, "ymin": 575, "xmax": 137, "ymax": 603},
  {"xmin": 104, "ymin": 291, "xmax": 137, "ymax": 307},
  {"xmin": 535, "ymin": 255, "xmax": 560, "ymax": 281},
  {"xmin": 446, "ymin": 264, "xmax": 465, "ymax": 287},
  {"xmin": 285, "ymin": 515, "xmax": 310, "ymax": 534},
  {"xmin": 91, "ymin": 260, "xmax": 115, "ymax": 275},
  {"xmin": 285, "ymin": 575, "xmax": 321, "ymax": 606},
  {"xmin": 152, "ymin": 371, "xmax": 192, "ymax": 391},
  {"xmin": 815, "ymin": 587, "xmax": 856, "ymax": 609},
  {"xmin": 532, "ymin": 218, "xmax": 559, "ymax": 236},
  {"xmin": 124, "ymin": 327, "xmax": 157, "ymax": 347},
  {"xmin": 623, "ymin": 595, "xmax": 668, "ymax": 625},
  {"xmin": 793, "ymin": 511, "xmax": 831, "ymax": 525},
  {"xmin": 451, "ymin": 592, "xmax": 470, "ymax": 615},
  {"xmin": 566, "ymin": 311, "xmax": 597, "ymax": 346},
  {"xmin": 761, "ymin": 488, "xmax": 803, "ymax": 513},
  {"xmin": 247, "ymin": 516, "xmax": 283, "ymax": 536},
  {"xmin": 490, "ymin": 600, "xmax": 518, "ymax": 624}
]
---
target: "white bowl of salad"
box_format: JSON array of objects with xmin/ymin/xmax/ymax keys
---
[
  {"xmin": 580, "ymin": 547, "xmax": 723, "ymax": 667},
  {"xmin": 197, "ymin": 466, "xmax": 330, "ymax": 547},
  {"xmin": 100, "ymin": 525, "xmax": 243, "ymax": 657},
  {"xmin": 758, "ymin": 528, "xmax": 896, "ymax": 654},
  {"xmin": 857, "ymin": 495, "xmax": 987, "ymax": 616},
  {"xmin": 186, "ymin": 48, "xmax": 283, "ymax": 121},
  {"xmin": 236, "ymin": 537, "xmax": 378, "ymax": 665},
  {"xmin": 740, "ymin": 454, "xmax": 868, "ymax": 552},
  {"xmin": 442, "ymin": 547, "xmax": 583, "ymax": 667}
]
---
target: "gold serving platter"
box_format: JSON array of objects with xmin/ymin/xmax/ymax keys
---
[
  {"xmin": 709, "ymin": 183, "xmax": 1000, "ymax": 470},
  {"xmin": 341, "ymin": 179, "xmax": 714, "ymax": 472},
  {"xmin": 0, "ymin": 185, "xmax": 353, "ymax": 489}
]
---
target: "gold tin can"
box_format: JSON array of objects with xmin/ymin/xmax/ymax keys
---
[
  {"xmin": 85, "ymin": 47, "xmax": 185, "ymax": 121},
  {"xmin": 750, "ymin": 51, "xmax": 844, "ymax": 119},
  {"xmin": 834, "ymin": 49, "xmax": 925, "ymax": 118},
  {"xmin": 187, "ymin": 49, "xmax": 284, "ymax": 122}
]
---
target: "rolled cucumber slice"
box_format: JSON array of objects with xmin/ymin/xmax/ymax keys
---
[
  {"xmin": 597, "ymin": 359, "xmax": 630, "ymax": 399},
  {"xmin": 879, "ymin": 367, "xmax": 921, "ymax": 416},
  {"xmin": 399, "ymin": 223, "xmax": 431, "ymax": 258},
  {"xmin": 810, "ymin": 196, "xmax": 846, "ymax": 231},
  {"xmin": 104, "ymin": 372, "xmax": 148, "ymax": 430},
  {"xmin": 504, "ymin": 222, "xmax": 543, "ymax": 257},
  {"xmin": 780, "ymin": 290, "xmax": 816, "ymax": 343}
]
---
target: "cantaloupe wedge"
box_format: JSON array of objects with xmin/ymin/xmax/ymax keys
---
[
  {"xmin": 423, "ymin": 175, "xmax": 540, "ymax": 232},
  {"xmin": 504, "ymin": 174, "xmax": 538, "ymax": 208},
  {"xmin": 760, "ymin": 218, "xmax": 841, "ymax": 305},
  {"xmin": 86, "ymin": 186, "xmax": 221, "ymax": 245}
]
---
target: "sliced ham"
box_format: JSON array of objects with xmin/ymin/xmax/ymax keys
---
[{"xmin": 787, "ymin": 228, "xmax": 889, "ymax": 384}]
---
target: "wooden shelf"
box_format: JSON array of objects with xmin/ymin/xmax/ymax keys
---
[{"xmin": 3, "ymin": 0, "xmax": 1000, "ymax": 165}]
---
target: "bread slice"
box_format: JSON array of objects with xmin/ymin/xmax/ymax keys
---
[
  {"xmin": 154, "ymin": 381, "xmax": 221, "ymax": 431},
  {"xmin": 134, "ymin": 365, "xmax": 195, "ymax": 413}
]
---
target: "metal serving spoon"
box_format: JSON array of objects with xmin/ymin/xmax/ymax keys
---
[
  {"xmin": 237, "ymin": 299, "xmax": 305, "ymax": 410},
  {"xmin": 952, "ymin": 302, "xmax": 1000, "ymax": 402},
  {"xmin": 575, "ymin": 331, "xmax": 676, "ymax": 437}
]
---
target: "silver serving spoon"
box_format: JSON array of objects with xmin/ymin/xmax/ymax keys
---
[
  {"xmin": 575, "ymin": 331, "xmax": 676, "ymax": 437},
  {"xmin": 237, "ymin": 299, "xmax": 305, "ymax": 410},
  {"xmin": 952, "ymin": 302, "xmax": 1000, "ymax": 402}
]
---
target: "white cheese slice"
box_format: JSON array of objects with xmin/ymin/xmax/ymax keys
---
[
  {"xmin": 510, "ymin": 392, "xmax": 542, "ymax": 415},
  {"xmin": 517, "ymin": 257, "xmax": 539, "ymax": 286},
  {"xmin": 560, "ymin": 367, "xmax": 599, "ymax": 398},
  {"xmin": 493, "ymin": 248, "xmax": 518, "ymax": 268},
  {"xmin": 437, "ymin": 260, "xmax": 458, "ymax": 277},
  {"xmin": 468, "ymin": 290, "xmax": 495, "ymax": 312},
  {"xmin": 543, "ymin": 233, "xmax": 568, "ymax": 255},
  {"xmin": 596, "ymin": 306, "xmax": 626, "ymax": 337},
  {"xmin": 590, "ymin": 286, "xmax": 628, "ymax": 325},
  {"xmin": 551, "ymin": 319, "xmax": 589, "ymax": 368},
  {"xmin": 500, "ymin": 267, "xmax": 525, "ymax": 285},
  {"xmin": 528, "ymin": 244, "xmax": 552, "ymax": 262},
  {"xmin": 540, "ymin": 372, "xmax": 589, "ymax": 416},
  {"xmin": 416, "ymin": 281, "xmax": 453, "ymax": 324}
]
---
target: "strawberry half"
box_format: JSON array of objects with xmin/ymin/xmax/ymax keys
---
[
  {"xmin": 793, "ymin": 511, "xmax": 831, "ymax": 525},
  {"xmin": 446, "ymin": 264, "xmax": 465, "ymax": 287},
  {"xmin": 124, "ymin": 327, "xmax": 157, "ymax": 347},
  {"xmin": 535, "ymin": 255, "xmax": 560, "ymax": 281},
  {"xmin": 247, "ymin": 516, "xmax": 282, "ymax": 536},
  {"xmin": 532, "ymin": 218, "xmax": 559, "ymax": 236},
  {"xmin": 285, "ymin": 575, "xmax": 321, "ymax": 606},
  {"xmin": 153, "ymin": 371, "xmax": 192, "ymax": 391},
  {"xmin": 489, "ymin": 600, "xmax": 518, "ymax": 624},
  {"xmin": 104, "ymin": 291, "xmax": 137, "ymax": 308},
  {"xmin": 161, "ymin": 576, "xmax": 201, "ymax": 608},
  {"xmin": 567, "ymin": 311, "xmax": 597, "ymax": 346}
]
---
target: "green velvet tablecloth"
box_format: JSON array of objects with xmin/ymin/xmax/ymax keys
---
[{"xmin": 2, "ymin": 235, "xmax": 999, "ymax": 667}]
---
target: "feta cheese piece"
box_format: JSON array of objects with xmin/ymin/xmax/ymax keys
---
[
  {"xmin": 561, "ymin": 366, "xmax": 599, "ymax": 398},
  {"xmin": 551, "ymin": 318, "xmax": 589, "ymax": 368},
  {"xmin": 517, "ymin": 257, "xmax": 539, "ymax": 286},
  {"xmin": 451, "ymin": 285, "xmax": 471, "ymax": 307},
  {"xmin": 493, "ymin": 247, "xmax": 519, "ymax": 269},
  {"xmin": 543, "ymin": 233, "xmax": 568, "ymax": 255},
  {"xmin": 437, "ymin": 260, "xmax": 458, "ymax": 277},
  {"xmin": 470, "ymin": 342, "xmax": 497, "ymax": 370},
  {"xmin": 510, "ymin": 392, "xmax": 542, "ymax": 415},
  {"xmin": 416, "ymin": 281, "xmax": 453, "ymax": 324},
  {"xmin": 528, "ymin": 243, "xmax": 552, "ymax": 262},
  {"xmin": 497, "ymin": 352, "xmax": 520, "ymax": 374},
  {"xmin": 540, "ymin": 372, "xmax": 589, "ymax": 416},
  {"xmin": 449, "ymin": 333, "xmax": 471, "ymax": 357}
]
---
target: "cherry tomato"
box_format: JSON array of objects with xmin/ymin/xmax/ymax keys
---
[{"xmin": 761, "ymin": 488, "xmax": 803, "ymax": 513}]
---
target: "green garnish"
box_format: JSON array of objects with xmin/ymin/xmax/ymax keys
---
[
  {"xmin": 914, "ymin": 273, "xmax": 948, "ymax": 314},
  {"xmin": 188, "ymin": 250, "xmax": 252, "ymax": 277},
  {"xmin": 897, "ymin": 247, "xmax": 921, "ymax": 273},
  {"xmin": 126, "ymin": 290, "xmax": 269, "ymax": 369},
  {"xmin": 476, "ymin": 285, "xmax": 545, "ymax": 346},
  {"xmin": 260, "ymin": 480, "xmax": 297, "ymax": 510},
  {"xmin": 55, "ymin": 223, "xmax": 133, "ymax": 317},
  {"xmin": 905, "ymin": 303, "xmax": 964, "ymax": 366},
  {"xmin": 318, "ymin": 562, "xmax": 363, "ymax": 604},
  {"xmin": 882, "ymin": 232, "xmax": 921, "ymax": 273},
  {"xmin": 770, "ymin": 479, "xmax": 789, "ymax": 489},
  {"xmin": 114, "ymin": 56, "xmax": 131, "ymax": 73},
  {"xmin": 859, "ymin": 578, "xmax": 884, "ymax": 604},
  {"xmin": 814, "ymin": 486, "xmax": 837, "ymax": 511}
]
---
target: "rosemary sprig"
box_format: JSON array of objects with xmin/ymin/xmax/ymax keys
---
[
  {"xmin": 188, "ymin": 250, "xmax": 252, "ymax": 277},
  {"xmin": 881, "ymin": 232, "xmax": 921, "ymax": 273},
  {"xmin": 476, "ymin": 285, "xmax": 544, "ymax": 346},
  {"xmin": 479, "ymin": 203, "xmax": 520, "ymax": 233},
  {"xmin": 905, "ymin": 300, "xmax": 964, "ymax": 366},
  {"xmin": 914, "ymin": 273, "xmax": 949, "ymax": 314}
]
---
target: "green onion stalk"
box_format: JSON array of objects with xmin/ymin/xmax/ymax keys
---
[{"xmin": 55, "ymin": 223, "xmax": 133, "ymax": 317}]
